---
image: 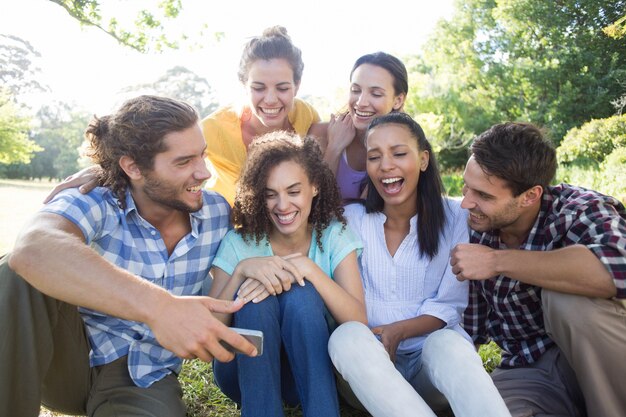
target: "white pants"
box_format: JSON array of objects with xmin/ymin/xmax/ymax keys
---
[{"xmin": 328, "ymin": 321, "xmax": 511, "ymax": 417}]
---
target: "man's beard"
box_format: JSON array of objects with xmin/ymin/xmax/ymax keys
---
[{"xmin": 143, "ymin": 173, "xmax": 202, "ymax": 213}]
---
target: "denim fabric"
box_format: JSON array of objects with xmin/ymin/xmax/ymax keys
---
[{"xmin": 214, "ymin": 283, "xmax": 340, "ymax": 417}]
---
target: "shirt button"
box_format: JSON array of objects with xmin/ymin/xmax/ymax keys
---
[{"xmin": 151, "ymin": 230, "xmax": 156, "ymax": 236}]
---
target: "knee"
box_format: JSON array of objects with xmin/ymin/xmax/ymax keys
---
[
  {"xmin": 0, "ymin": 256, "xmax": 26, "ymax": 291},
  {"xmin": 282, "ymin": 283, "xmax": 324, "ymax": 316},
  {"xmin": 329, "ymin": 322, "xmax": 371, "ymax": 352},
  {"xmin": 423, "ymin": 329, "xmax": 481, "ymax": 368},
  {"xmin": 233, "ymin": 296, "xmax": 279, "ymax": 326},
  {"xmin": 542, "ymin": 289, "xmax": 623, "ymax": 342},
  {"xmin": 542, "ymin": 290, "xmax": 593, "ymax": 331},
  {"xmin": 542, "ymin": 289, "xmax": 575, "ymax": 317},
  {"xmin": 328, "ymin": 321, "xmax": 374, "ymax": 364},
  {"xmin": 0, "ymin": 258, "xmax": 41, "ymax": 308},
  {"xmin": 328, "ymin": 321, "xmax": 380, "ymax": 377}
]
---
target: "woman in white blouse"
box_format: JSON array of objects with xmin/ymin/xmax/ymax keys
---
[{"xmin": 328, "ymin": 113, "xmax": 511, "ymax": 417}]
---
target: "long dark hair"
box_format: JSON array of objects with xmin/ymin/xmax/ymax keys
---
[{"xmin": 364, "ymin": 112, "xmax": 446, "ymax": 259}]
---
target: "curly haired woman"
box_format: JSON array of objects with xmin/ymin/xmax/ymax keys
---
[{"xmin": 207, "ymin": 131, "xmax": 366, "ymax": 417}]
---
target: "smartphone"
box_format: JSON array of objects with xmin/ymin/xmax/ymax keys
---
[{"xmin": 220, "ymin": 327, "xmax": 264, "ymax": 356}]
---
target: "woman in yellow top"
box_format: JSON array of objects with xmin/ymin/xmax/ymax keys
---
[
  {"xmin": 202, "ymin": 26, "xmax": 320, "ymax": 205},
  {"xmin": 44, "ymin": 26, "xmax": 320, "ymax": 207}
]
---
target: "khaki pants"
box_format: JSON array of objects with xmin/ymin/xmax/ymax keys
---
[
  {"xmin": 543, "ymin": 290, "xmax": 626, "ymax": 417},
  {"xmin": 0, "ymin": 255, "xmax": 186, "ymax": 417}
]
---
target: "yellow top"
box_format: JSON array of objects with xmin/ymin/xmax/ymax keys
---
[{"xmin": 200, "ymin": 98, "xmax": 320, "ymax": 206}]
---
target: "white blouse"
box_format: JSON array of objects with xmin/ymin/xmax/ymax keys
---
[{"xmin": 344, "ymin": 198, "xmax": 471, "ymax": 353}]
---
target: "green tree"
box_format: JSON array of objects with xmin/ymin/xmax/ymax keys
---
[
  {"xmin": 1, "ymin": 102, "xmax": 89, "ymax": 180},
  {"xmin": 556, "ymin": 114, "xmax": 626, "ymax": 203},
  {"xmin": 0, "ymin": 90, "xmax": 40, "ymax": 165},
  {"xmin": 604, "ymin": 14, "xmax": 626, "ymax": 39},
  {"xmin": 122, "ymin": 66, "xmax": 220, "ymax": 116},
  {"xmin": 407, "ymin": 0, "xmax": 626, "ymax": 150},
  {"xmin": 48, "ymin": 0, "xmax": 224, "ymax": 53},
  {"xmin": 558, "ymin": 114, "xmax": 626, "ymax": 164}
]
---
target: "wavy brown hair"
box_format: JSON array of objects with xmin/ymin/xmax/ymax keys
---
[
  {"xmin": 232, "ymin": 131, "xmax": 345, "ymax": 250},
  {"xmin": 84, "ymin": 95, "xmax": 198, "ymax": 208},
  {"xmin": 470, "ymin": 122, "xmax": 556, "ymax": 196}
]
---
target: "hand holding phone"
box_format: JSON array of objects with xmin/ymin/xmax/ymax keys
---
[{"xmin": 220, "ymin": 327, "xmax": 264, "ymax": 356}]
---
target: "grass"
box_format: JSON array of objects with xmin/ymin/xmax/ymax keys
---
[
  {"xmin": 1, "ymin": 179, "xmax": 501, "ymax": 417},
  {"xmin": 0, "ymin": 179, "xmax": 56, "ymax": 254}
]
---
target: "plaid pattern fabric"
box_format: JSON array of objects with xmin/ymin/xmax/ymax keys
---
[
  {"xmin": 464, "ymin": 184, "xmax": 626, "ymax": 367},
  {"xmin": 43, "ymin": 187, "xmax": 230, "ymax": 387}
]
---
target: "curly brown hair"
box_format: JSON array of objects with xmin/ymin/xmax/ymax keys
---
[
  {"xmin": 232, "ymin": 131, "xmax": 345, "ymax": 251},
  {"xmin": 84, "ymin": 95, "xmax": 198, "ymax": 208}
]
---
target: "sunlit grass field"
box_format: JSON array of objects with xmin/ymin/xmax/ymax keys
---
[{"xmin": 2, "ymin": 179, "xmax": 497, "ymax": 417}]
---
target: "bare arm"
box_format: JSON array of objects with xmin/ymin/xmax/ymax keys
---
[
  {"xmin": 9, "ymin": 212, "xmax": 257, "ymax": 361},
  {"xmin": 315, "ymin": 114, "xmax": 356, "ymax": 175},
  {"xmin": 307, "ymin": 122, "xmax": 329, "ymax": 152},
  {"xmin": 208, "ymin": 266, "xmax": 244, "ymax": 325},
  {"xmin": 450, "ymin": 243, "xmax": 616, "ymax": 298},
  {"xmin": 208, "ymin": 256, "xmax": 305, "ymax": 321},
  {"xmin": 287, "ymin": 251, "xmax": 366, "ymax": 324},
  {"xmin": 43, "ymin": 165, "xmax": 102, "ymax": 203},
  {"xmin": 372, "ymin": 315, "xmax": 446, "ymax": 362}
]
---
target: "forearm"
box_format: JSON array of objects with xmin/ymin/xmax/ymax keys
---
[
  {"xmin": 392, "ymin": 315, "xmax": 446, "ymax": 341},
  {"xmin": 494, "ymin": 245, "xmax": 616, "ymax": 298},
  {"xmin": 208, "ymin": 267, "xmax": 247, "ymax": 325},
  {"xmin": 9, "ymin": 224, "xmax": 169, "ymax": 323},
  {"xmin": 323, "ymin": 147, "xmax": 342, "ymax": 176},
  {"xmin": 307, "ymin": 271, "xmax": 366, "ymax": 324}
]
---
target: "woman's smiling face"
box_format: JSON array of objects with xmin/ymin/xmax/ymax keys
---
[
  {"xmin": 348, "ymin": 63, "xmax": 405, "ymax": 131},
  {"xmin": 245, "ymin": 58, "xmax": 299, "ymax": 130},
  {"xmin": 265, "ymin": 159, "xmax": 316, "ymax": 238},
  {"xmin": 366, "ymin": 123, "xmax": 429, "ymax": 210}
]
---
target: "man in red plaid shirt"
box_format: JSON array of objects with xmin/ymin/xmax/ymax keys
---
[{"xmin": 451, "ymin": 122, "xmax": 626, "ymax": 417}]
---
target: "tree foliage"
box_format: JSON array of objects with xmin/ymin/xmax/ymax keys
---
[
  {"xmin": 0, "ymin": 35, "xmax": 47, "ymax": 100},
  {"xmin": 0, "ymin": 89, "xmax": 40, "ymax": 164},
  {"xmin": 604, "ymin": 14, "xmax": 626, "ymax": 39},
  {"xmin": 0, "ymin": 36, "xmax": 47, "ymax": 166},
  {"xmin": 121, "ymin": 66, "xmax": 219, "ymax": 116},
  {"xmin": 556, "ymin": 114, "xmax": 626, "ymax": 203},
  {"xmin": 0, "ymin": 101, "xmax": 89, "ymax": 180},
  {"xmin": 406, "ymin": 0, "xmax": 626, "ymax": 167},
  {"xmin": 47, "ymin": 0, "xmax": 224, "ymax": 53},
  {"xmin": 557, "ymin": 114, "xmax": 626, "ymax": 164}
]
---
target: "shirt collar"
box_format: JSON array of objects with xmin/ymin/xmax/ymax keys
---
[
  {"xmin": 119, "ymin": 189, "xmax": 209, "ymax": 236},
  {"xmin": 373, "ymin": 211, "xmax": 419, "ymax": 234}
]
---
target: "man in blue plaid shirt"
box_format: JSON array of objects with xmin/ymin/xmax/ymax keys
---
[
  {"xmin": 0, "ymin": 95, "xmax": 258, "ymax": 417},
  {"xmin": 451, "ymin": 122, "xmax": 626, "ymax": 417}
]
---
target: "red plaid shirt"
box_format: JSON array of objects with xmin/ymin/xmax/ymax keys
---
[{"xmin": 463, "ymin": 184, "xmax": 626, "ymax": 367}]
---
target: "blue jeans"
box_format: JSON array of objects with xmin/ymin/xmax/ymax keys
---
[{"xmin": 213, "ymin": 283, "xmax": 340, "ymax": 417}]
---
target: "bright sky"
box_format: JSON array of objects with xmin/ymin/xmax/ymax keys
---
[{"xmin": 2, "ymin": 0, "xmax": 455, "ymax": 116}]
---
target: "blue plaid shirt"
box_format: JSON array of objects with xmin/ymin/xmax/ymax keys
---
[
  {"xmin": 43, "ymin": 187, "xmax": 231, "ymax": 387},
  {"xmin": 463, "ymin": 184, "xmax": 626, "ymax": 368}
]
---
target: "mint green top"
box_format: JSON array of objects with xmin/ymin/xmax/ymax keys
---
[{"xmin": 213, "ymin": 220, "xmax": 362, "ymax": 279}]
